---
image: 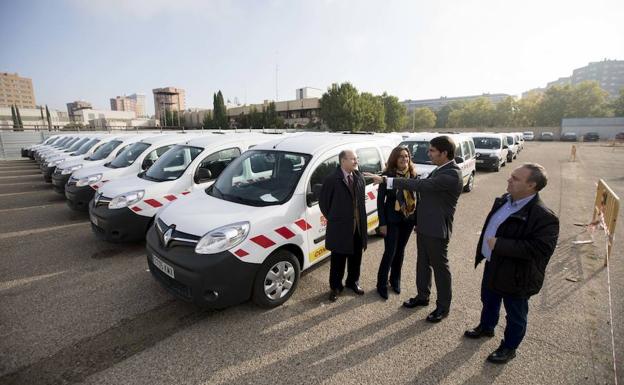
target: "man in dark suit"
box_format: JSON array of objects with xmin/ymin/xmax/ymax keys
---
[
  {"xmin": 464, "ymin": 163, "xmax": 559, "ymax": 364},
  {"xmin": 366, "ymin": 136, "xmax": 462, "ymax": 322},
  {"xmin": 319, "ymin": 149, "xmax": 368, "ymax": 302}
]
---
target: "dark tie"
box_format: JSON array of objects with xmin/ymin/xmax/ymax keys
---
[{"xmin": 347, "ymin": 174, "xmax": 354, "ymax": 193}]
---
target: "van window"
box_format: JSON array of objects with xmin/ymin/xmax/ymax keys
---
[
  {"xmin": 208, "ymin": 150, "xmax": 311, "ymax": 207},
  {"xmin": 194, "ymin": 147, "xmax": 241, "ymax": 182},
  {"xmin": 469, "ymin": 140, "xmax": 475, "ymax": 158},
  {"xmin": 356, "ymin": 147, "xmax": 382, "ymax": 184},
  {"xmin": 140, "ymin": 145, "xmax": 173, "ymax": 170},
  {"xmin": 401, "ymin": 141, "xmax": 432, "ymax": 165},
  {"xmin": 143, "ymin": 145, "xmax": 203, "ymax": 182},
  {"xmin": 89, "ymin": 140, "xmax": 122, "ymax": 161},
  {"xmin": 108, "ymin": 142, "xmax": 151, "ymax": 168},
  {"xmin": 473, "ymin": 137, "xmax": 501, "ymax": 150},
  {"xmin": 307, "ymin": 155, "xmax": 339, "ymax": 207},
  {"xmin": 461, "ymin": 141, "xmax": 470, "ymax": 160}
]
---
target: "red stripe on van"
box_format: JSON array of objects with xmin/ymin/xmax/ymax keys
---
[
  {"xmin": 275, "ymin": 226, "xmax": 295, "ymax": 239},
  {"xmin": 164, "ymin": 195, "xmax": 177, "ymax": 201},
  {"xmin": 144, "ymin": 199, "xmax": 163, "ymax": 208},
  {"xmin": 131, "ymin": 206, "xmax": 142, "ymax": 212},
  {"xmin": 234, "ymin": 249, "xmax": 249, "ymax": 258},
  {"xmin": 294, "ymin": 219, "xmax": 312, "ymax": 231},
  {"xmin": 250, "ymin": 235, "xmax": 276, "ymax": 248}
]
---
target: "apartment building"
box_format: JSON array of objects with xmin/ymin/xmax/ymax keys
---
[{"xmin": 0, "ymin": 72, "xmax": 36, "ymax": 108}]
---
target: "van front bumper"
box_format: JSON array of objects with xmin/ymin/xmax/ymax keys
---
[
  {"xmin": 65, "ymin": 184, "xmax": 95, "ymax": 211},
  {"xmin": 89, "ymin": 199, "xmax": 152, "ymax": 242},
  {"xmin": 145, "ymin": 224, "xmax": 258, "ymax": 308},
  {"xmin": 51, "ymin": 171, "xmax": 70, "ymax": 193},
  {"xmin": 475, "ymin": 156, "xmax": 500, "ymax": 170}
]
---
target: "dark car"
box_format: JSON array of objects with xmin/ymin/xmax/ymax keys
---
[
  {"xmin": 583, "ymin": 132, "xmax": 600, "ymax": 142},
  {"xmin": 540, "ymin": 132, "xmax": 554, "ymax": 141},
  {"xmin": 615, "ymin": 132, "xmax": 624, "ymax": 141},
  {"xmin": 560, "ymin": 132, "xmax": 577, "ymax": 142}
]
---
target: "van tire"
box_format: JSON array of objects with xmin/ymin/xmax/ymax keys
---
[
  {"xmin": 463, "ymin": 173, "xmax": 474, "ymax": 192},
  {"xmin": 252, "ymin": 249, "xmax": 301, "ymax": 308}
]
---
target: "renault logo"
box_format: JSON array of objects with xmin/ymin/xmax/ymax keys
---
[{"xmin": 163, "ymin": 226, "xmax": 174, "ymax": 247}]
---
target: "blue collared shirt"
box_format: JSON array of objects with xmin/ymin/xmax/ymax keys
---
[{"xmin": 481, "ymin": 194, "xmax": 536, "ymax": 261}]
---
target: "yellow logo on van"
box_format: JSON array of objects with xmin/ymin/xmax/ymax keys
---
[
  {"xmin": 367, "ymin": 215, "xmax": 379, "ymax": 229},
  {"xmin": 309, "ymin": 245, "xmax": 329, "ymax": 262}
]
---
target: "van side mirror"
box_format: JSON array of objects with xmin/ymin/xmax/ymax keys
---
[
  {"xmin": 141, "ymin": 158, "xmax": 154, "ymax": 170},
  {"xmin": 194, "ymin": 168, "xmax": 212, "ymax": 184},
  {"xmin": 503, "ymin": 144, "xmax": 508, "ymax": 149},
  {"xmin": 454, "ymin": 156, "xmax": 464, "ymax": 164}
]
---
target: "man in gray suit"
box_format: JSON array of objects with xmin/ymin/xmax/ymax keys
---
[{"xmin": 366, "ymin": 136, "xmax": 463, "ymax": 322}]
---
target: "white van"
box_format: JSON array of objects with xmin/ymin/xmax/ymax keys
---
[
  {"xmin": 40, "ymin": 134, "xmax": 99, "ymax": 182},
  {"xmin": 399, "ymin": 133, "xmax": 477, "ymax": 192},
  {"xmin": 504, "ymin": 133, "xmax": 519, "ymax": 162},
  {"xmin": 65, "ymin": 133, "xmax": 164, "ymax": 211},
  {"xmin": 90, "ymin": 133, "xmax": 279, "ymax": 242},
  {"xmin": 468, "ymin": 133, "xmax": 509, "ymax": 172},
  {"xmin": 145, "ymin": 132, "xmax": 400, "ymax": 308}
]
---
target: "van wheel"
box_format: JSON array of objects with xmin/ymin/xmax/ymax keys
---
[
  {"xmin": 463, "ymin": 173, "xmax": 474, "ymax": 192},
  {"xmin": 252, "ymin": 249, "xmax": 301, "ymax": 308}
]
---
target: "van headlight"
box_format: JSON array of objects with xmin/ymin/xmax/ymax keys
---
[
  {"xmin": 76, "ymin": 173, "xmax": 102, "ymax": 187},
  {"xmin": 61, "ymin": 164, "xmax": 82, "ymax": 175},
  {"xmin": 108, "ymin": 190, "xmax": 145, "ymax": 209},
  {"xmin": 195, "ymin": 222, "xmax": 250, "ymax": 255},
  {"xmin": 48, "ymin": 158, "xmax": 66, "ymax": 167}
]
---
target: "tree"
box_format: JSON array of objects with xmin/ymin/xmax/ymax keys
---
[
  {"xmin": 359, "ymin": 92, "xmax": 385, "ymax": 131},
  {"xmin": 319, "ymin": 82, "xmax": 363, "ymax": 131},
  {"xmin": 435, "ymin": 102, "xmax": 464, "ymax": 129},
  {"xmin": 411, "ymin": 107, "xmax": 436, "ymax": 130},
  {"xmin": 45, "ymin": 105, "xmax": 52, "ymax": 129},
  {"xmin": 202, "ymin": 111, "xmax": 213, "ymax": 128},
  {"xmin": 514, "ymin": 92, "xmax": 542, "ymax": 127},
  {"xmin": 567, "ymin": 81, "xmax": 611, "ymax": 118},
  {"xmin": 15, "ymin": 105, "xmax": 23, "ymax": 129},
  {"xmin": 447, "ymin": 98, "xmax": 495, "ymax": 128},
  {"xmin": 611, "ymin": 88, "xmax": 624, "ymax": 117},
  {"xmin": 11, "ymin": 105, "xmax": 18, "ymax": 128},
  {"xmin": 380, "ymin": 92, "xmax": 406, "ymax": 131},
  {"xmin": 212, "ymin": 91, "xmax": 228, "ymax": 129},
  {"xmin": 492, "ymin": 96, "xmax": 516, "ymax": 127}
]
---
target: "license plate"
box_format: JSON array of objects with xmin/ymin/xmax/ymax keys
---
[
  {"xmin": 476, "ymin": 160, "xmax": 484, "ymax": 163},
  {"xmin": 90, "ymin": 213, "xmax": 99, "ymax": 227},
  {"xmin": 152, "ymin": 254, "xmax": 175, "ymax": 279}
]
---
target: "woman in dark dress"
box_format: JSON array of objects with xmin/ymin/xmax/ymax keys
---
[{"xmin": 376, "ymin": 146, "xmax": 417, "ymax": 299}]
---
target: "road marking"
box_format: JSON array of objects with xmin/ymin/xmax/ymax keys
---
[
  {"xmin": 0, "ymin": 202, "xmax": 65, "ymax": 213},
  {"xmin": 0, "ymin": 271, "xmax": 66, "ymax": 291},
  {"xmin": 0, "ymin": 190, "xmax": 45, "ymax": 197},
  {"xmin": 0, "ymin": 222, "xmax": 89, "ymax": 240},
  {"xmin": 0, "ymin": 174, "xmax": 42, "ymax": 179},
  {"xmin": 0, "ymin": 181, "xmax": 46, "ymax": 186}
]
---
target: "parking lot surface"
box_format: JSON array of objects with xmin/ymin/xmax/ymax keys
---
[{"xmin": 0, "ymin": 141, "xmax": 622, "ymax": 385}]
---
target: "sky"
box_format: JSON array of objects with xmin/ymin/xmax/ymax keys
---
[{"xmin": 1, "ymin": 0, "xmax": 623, "ymax": 116}]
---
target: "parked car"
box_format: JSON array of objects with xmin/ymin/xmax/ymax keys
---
[
  {"xmin": 468, "ymin": 133, "xmax": 508, "ymax": 172},
  {"xmin": 146, "ymin": 133, "xmax": 400, "ymax": 308},
  {"xmin": 540, "ymin": 132, "xmax": 554, "ymax": 141},
  {"xmin": 560, "ymin": 132, "xmax": 578, "ymax": 142},
  {"xmin": 615, "ymin": 132, "xmax": 624, "ymax": 141},
  {"xmin": 523, "ymin": 131, "xmax": 535, "ymax": 141},
  {"xmin": 504, "ymin": 134, "xmax": 519, "ymax": 162},
  {"xmin": 583, "ymin": 132, "xmax": 600, "ymax": 142}
]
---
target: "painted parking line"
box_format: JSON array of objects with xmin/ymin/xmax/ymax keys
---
[
  {"xmin": 0, "ymin": 175, "xmax": 43, "ymax": 179},
  {"xmin": 0, "ymin": 222, "xmax": 89, "ymax": 240},
  {"xmin": 0, "ymin": 181, "xmax": 47, "ymax": 186},
  {"xmin": 0, "ymin": 202, "xmax": 66, "ymax": 213},
  {"xmin": 0, "ymin": 191, "xmax": 47, "ymax": 197},
  {"xmin": 0, "ymin": 271, "xmax": 66, "ymax": 292}
]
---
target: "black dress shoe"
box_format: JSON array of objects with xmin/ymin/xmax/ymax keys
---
[
  {"xmin": 464, "ymin": 325, "xmax": 495, "ymax": 339},
  {"xmin": 347, "ymin": 284, "xmax": 365, "ymax": 295},
  {"xmin": 487, "ymin": 344, "xmax": 516, "ymax": 364},
  {"xmin": 426, "ymin": 308, "xmax": 449, "ymax": 323},
  {"xmin": 402, "ymin": 297, "xmax": 429, "ymax": 308},
  {"xmin": 377, "ymin": 286, "xmax": 388, "ymax": 300},
  {"xmin": 329, "ymin": 289, "xmax": 339, "ymax": 302}
]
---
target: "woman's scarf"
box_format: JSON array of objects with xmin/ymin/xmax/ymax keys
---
[{"xmin": 394, "ymin": 168, "xmax": 416, "ymax": 217}]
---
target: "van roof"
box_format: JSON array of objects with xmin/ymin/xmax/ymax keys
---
[
  {"xmin": 182, "ymin": 132, "xmax": 281, "ymax": 148},
  {"xmin": 252, "ymin": 132, "xmax": 398, "ymax": 155},
  {"xmin": 140, "ymin": 132, "xmax": 207, "ymax": 146},
  {"xmin": 466, "ymin": 132, "xmax": 504, "ymax": 139},
  {"xmin": 402, "ymin": 132, "xmax": 473, "ymax": 142}
]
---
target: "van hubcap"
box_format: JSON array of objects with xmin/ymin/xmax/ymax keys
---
[{"xmin": 264, "ymin": 261, "xmax": 295, "ymax": 300}]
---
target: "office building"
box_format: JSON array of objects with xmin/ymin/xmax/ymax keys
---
[
  {"xmin": 110, "ymin": 93, "xmax": 146, "ymax": 117},
  {"xmin": 0, "ymin": 72, "xmax": 36, "ymax": 108},
  {"xmin": 401, "ymin": 93, "xmax": 511, "ymax": 112},
  {"xmin": 66, "ymin": 101, "xmax": 93, "ymax": 122},
  {"xmin": 153, "ymin": 87, "xmax": 185, "ymax": 120}
]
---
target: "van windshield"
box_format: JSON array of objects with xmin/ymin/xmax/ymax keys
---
[
  {"xmin": 73, "ymin": 138, "xmax": 101, "ymax": 155},
  {"xmin": 88, "ymin": 140, "xmax": 122, "ymax": 160},
  {"xmin": 506, "ymin": 136, "xmax": 515, "ymax": 145},
  {"xmin": 143, "ymin": 145, "xmax": 203, "ymax": 182},
  {"xmin": 108, "ymin": 142, "xmax": 151, "ymax": 169},
  {"xmin": 66, "ymin": 138, "xmax": 90, "ymax": 153},
  {"xmin": 206, "ymin": 150, "xmax": 311, "ymax": 207},
  {"xmin": 473, "ymin": 137, "xmax": 501, "ymax": 150},
  {"xmin": 400, "ymin": 141, "xmax": 432, "ymax": 165}
]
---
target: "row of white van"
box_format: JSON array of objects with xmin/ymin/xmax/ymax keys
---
[{"xmin": 22, "ymin": 130, "xmax": 511, "ymax": 309}]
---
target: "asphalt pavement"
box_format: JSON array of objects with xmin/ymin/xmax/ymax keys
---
[{"xmin": 0, "ymin": 142, "xmax": 622, "ymax": 385}]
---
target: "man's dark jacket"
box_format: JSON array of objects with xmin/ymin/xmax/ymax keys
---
[
  {"xmin": 392, "ymin": 161, "xmax": 462, "ymax": 239},
  {"xmin": 475, "ymin": 193, "xmax": 559, "ymax": 298},
  {"xmin": 319, "ymin": 167, "xmax": 368, "ymax": 254}
]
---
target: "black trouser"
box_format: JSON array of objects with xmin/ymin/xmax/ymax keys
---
[
  {"xmin": 480, "ymin": 262, "xmax": 529, "ymax": 349},
  {"xmin": 329, "ymin": 231, "xmax": 363, "ymax": 290},
  {"xmin": 415, "ymin": 232, "xmax": 452, "ymax": 312},
  {"xmin": 377, "ymin": 221, "xmax": 414, "ymax": 288}
]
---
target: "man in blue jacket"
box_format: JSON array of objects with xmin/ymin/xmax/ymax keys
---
[{"xmin": 464, "ymin": 163, "xmax": 559, "ymax": 364}]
